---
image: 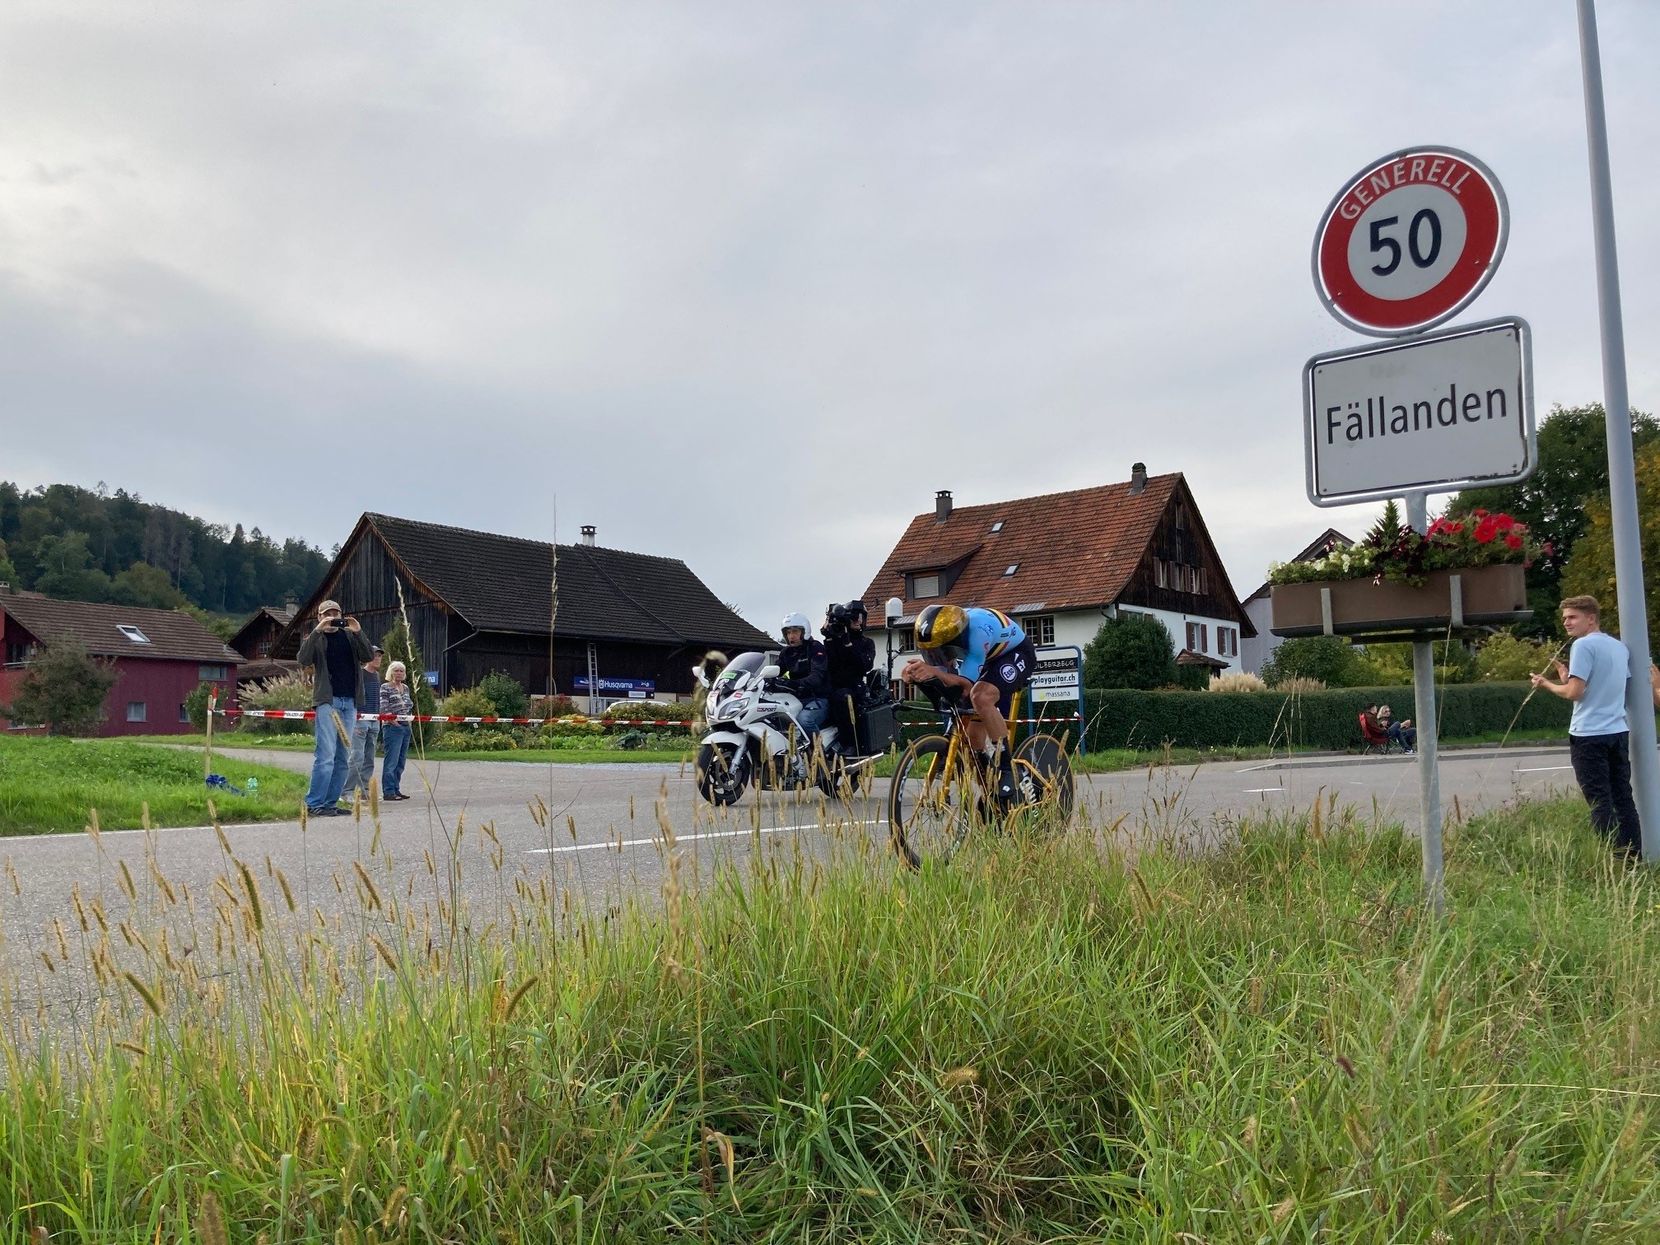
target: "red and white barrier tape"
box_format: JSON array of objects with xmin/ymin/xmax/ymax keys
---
[{"xmin": 209, "ymin": 707, "xmax": 1080, "ymax": 728}]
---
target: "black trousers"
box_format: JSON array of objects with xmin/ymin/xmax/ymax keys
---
[{"xmin": 1568, "ymin": 732, "xmax": 1642, "ymax": 855}]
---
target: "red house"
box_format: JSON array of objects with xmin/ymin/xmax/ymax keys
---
[{"xmin": 0, "ymin": 589, "xmax": 241, "ymax": 736}]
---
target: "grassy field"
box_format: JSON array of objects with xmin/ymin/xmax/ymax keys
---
[
  {"xmin": 3, "ymin": 793, "xmax": 1656, "ymax": 1240},
  {"xmin": 0, "ymin": 736, "xmax": 308, "ymax": 834}
]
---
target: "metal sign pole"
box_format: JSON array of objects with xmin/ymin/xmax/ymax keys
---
[
  {"xmin": 1577, "ymin": 0, "xmax": 1660, "ymax": 861},
  {"xmin": 1405, "ymin": 491, "xmax": 1446, "ymax": 915}
]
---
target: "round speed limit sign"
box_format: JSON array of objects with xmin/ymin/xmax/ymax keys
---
[{"xmin": 1313, "ymin": 146, "xmax": 1507, "ymax": 337}]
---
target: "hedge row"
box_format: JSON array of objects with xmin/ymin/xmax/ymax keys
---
[{"xmin": 1074, "ymin": 682, "xmax": 1573, "ymax": 752}]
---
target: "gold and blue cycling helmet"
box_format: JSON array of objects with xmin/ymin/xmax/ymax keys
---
[{"xmin": 914, "ymin": 603, "xmax": 968, "ymax": 664}]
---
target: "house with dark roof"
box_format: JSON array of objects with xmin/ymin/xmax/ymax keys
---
[
  {"xmin": 1239, "ymin": 528, "xmax": 1353, "ymax": 675},
  {"xmin": 859, "ymin": 465, "xmax": 1255, "ymax": 676},
  {"xmin": 229, "ymin": 604, "xmax": 300, "ymax": 687},
  {"xmin": 273, "ymin": 514, "xmax": 773, "ymax": 702},
  {"xmin": 0, "ymin": 588, "xmax": 241, "ymax": 735}
]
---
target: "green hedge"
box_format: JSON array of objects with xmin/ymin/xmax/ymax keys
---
[{"xmin": 1077, "ymin": 682, "xmax": 1574, "ymax": 752}]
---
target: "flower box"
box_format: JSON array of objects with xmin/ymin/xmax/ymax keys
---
[{"xmin": 1270, "ymin": 564, "xmax": 1530, "ymax": 639}]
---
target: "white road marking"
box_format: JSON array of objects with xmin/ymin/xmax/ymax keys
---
[
  {"xmin": 525, "ymin": 819, "xmax": 885, "ymax": 856},
  {"xmin": 1514, "ymin": 766, "xmax": 1574, "ymax": 774},
  {"xmin": 1241, "ymin": 787, "xmax": 1284, "ymax": 794},
  {"xmin": 1234, "ymin": 761, "xmax": 1284, "ymax": 773}
]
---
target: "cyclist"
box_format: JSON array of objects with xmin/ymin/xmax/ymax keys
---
[{"xmin": 901, "ymin": 604, "xmax": 1033, "ymax": 804}]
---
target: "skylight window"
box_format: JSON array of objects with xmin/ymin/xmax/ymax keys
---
[
  {"xmin": 1003, "ymin": 564, "xmax": 1019, "ymax": 577},
  {"xmin": 990, "ymin": 521, "xmax": 1004, "ymax": 533},
  {"xmin": 116, "ymin": 624, "xmax": 151, "ymax": 644}
]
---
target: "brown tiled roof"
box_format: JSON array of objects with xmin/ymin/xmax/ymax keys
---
[
  {"xmin": 860, "ymin": 475, "xmax": 1185, "ymax": 619},
  {"xmin": 0, "ymin": 593, "xmax": 243, "ymax": 664}
]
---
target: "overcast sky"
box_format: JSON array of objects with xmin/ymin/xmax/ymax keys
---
[{"xmin": 3, "ymin": 2, "xmax": 1655, "ymax": 635}]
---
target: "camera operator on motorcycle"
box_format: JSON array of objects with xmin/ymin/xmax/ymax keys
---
[
  {"xmin": 822, "ymin": 599, "xmax": 876, "ymax": 754},
  {"xmin": 775, "ymin": 613, "xmax": 830, "ymax": 736},
  {"xmin": 901, "ymin": 604, "xmax": 1033, "ymax": 805}
]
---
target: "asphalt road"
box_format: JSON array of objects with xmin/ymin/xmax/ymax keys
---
[{"xmin": 0, "ymin": 744, "xmax": 1581, "ymax": 1035}]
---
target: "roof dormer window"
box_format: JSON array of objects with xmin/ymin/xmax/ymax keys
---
[
  {"xmin": 1003, "ymin": 564, "xmax": 1019, "ymax": 577},
  {"xmin": 116, "ymin": 624, "xmax": 151, "ymax": 644},
  {"xmin": 990, "ymin": 521, "xmax": 1004, "ymax": 533}
]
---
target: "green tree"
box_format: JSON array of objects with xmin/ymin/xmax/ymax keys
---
[
  {"xmin": 0, "ymin": 537, "xmax": 16, "ymax": 587},
  {"xmin": 1261, "ymin": 636, "xmax": 1358, "ymax": 689},
  {"xmin": 183, "ymin": 681, "xmax": 217, "ymax": 730},
  {"xmin": 3, "ymin": 638, "xmax": 120, "ymax": 735},
  {"xmin": 1560, "ymin": 440, "xmax": 1660, "ymax": 643},
  {"xmin": 32, "ymin": 531, "xmax": 113, "ymax": 602},
  {"xmin": 110, "ymin": 561, "xmax": 186, "ymax": 609},
  {"xmin": 1084, "ymin": 614, "xmax": 1177, "ymax": 689},
  {"xmin": 1448, "ymin": 402, "xmax": 1659, "ymax": 636},
  {"xmin": 379, "ymin": 618, "xmax": 438, "ymax": 720}
]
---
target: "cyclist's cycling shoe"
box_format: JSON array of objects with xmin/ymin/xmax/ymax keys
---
[{"xmin": 994, "ymin": 763, "xmax": 1022, "ymax": 810}]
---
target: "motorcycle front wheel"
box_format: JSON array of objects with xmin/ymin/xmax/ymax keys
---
[{"xmin": 695, "ymin": 741, "xmax": 748, "ymax": 805}]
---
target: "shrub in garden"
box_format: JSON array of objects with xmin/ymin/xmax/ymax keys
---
[
  {"xmin": 1275, "ymin": 676, "xmax": 1327, "ymax": 694},
  {"xmin": 239, "ymin": 669, "xmax": 314, "ymax": 735},
  {"xmin": 1208, "ymin": 671, "xmax": 1266, "ymax": 693},
  {"xmin": 1083, "ymin": 614, "xmax": 1177, "ymax": 689},
  {"xmin": 604, "ymin": 699, "xmax": 694, "ymax": 723},
  {"xmin": 1080, "ymin": 680, "xmax": 1568, "ymax": 752},
  {"xmin": 184, "ymin": 681, "xmax": 217, "ymax": 730},
  {"xmin": 1261, "ymin": 636, "xmax": 1357, "ymax": 688},
  {"xmin": 478, "ymin": 671, "xmax": 529, "ymax": 719},
  {"xmin": 1476, "ymin": 632, "xmax": 1561, "ymax": 681},
  {"xmin": 529, "ymin": 695, "xmax": 578, "ymax": 720}
]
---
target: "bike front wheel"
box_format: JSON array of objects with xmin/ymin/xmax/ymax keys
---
[{"xmin": 888, "ymin": 734, "xmax": 973, "ymax": 869}]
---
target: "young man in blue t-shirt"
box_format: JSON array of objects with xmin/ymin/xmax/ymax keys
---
[{"xmin": 1531, "ymin": 594, "xmax": 1641, "ymax": 859}]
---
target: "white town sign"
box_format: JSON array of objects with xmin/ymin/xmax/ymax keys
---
[{"xmin": 1303, "ymin": 316, "xmax": 1535, "ymax": 507}]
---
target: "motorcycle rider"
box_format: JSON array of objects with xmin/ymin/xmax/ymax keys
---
[
  {"xmin": 822, "ymin": 599, "xmax": 876, "ymax": 753},
  {"xmin": 901, "ymin": 603, "xmax": 1032, "ymax": 805},
  {"xmin": 775, "ymin": 612, "xmax": 830, "ymax": 736}
]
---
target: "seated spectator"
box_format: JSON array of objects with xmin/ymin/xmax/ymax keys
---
[
  {"xmin": 1378, "ymin": 704, "xmax": 1415, "ymax": 752},
  {"xmin": 1358, "ymin": 704, "xmax": 1389, "ymax": 752}
]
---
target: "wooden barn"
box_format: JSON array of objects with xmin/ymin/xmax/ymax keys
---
[{"xmin": 274, "ymin": 514, "xmax": 773, "ymax": 702}]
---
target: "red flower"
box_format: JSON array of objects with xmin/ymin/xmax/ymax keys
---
[
  {"xmin": 1474, "ymin": 518, "xmax": 1499, "ymax": 544},
  {"xmin": 1504, "ymin": 533, "xmax": 1523, "ymax": 550},
  {"xmin": 1495, "ymin": 514, "xmax": 1515, "ymax": 532},
  {"xmin": 1472, "ymin": 508, "xmax": 1489, "ymax": 518}
]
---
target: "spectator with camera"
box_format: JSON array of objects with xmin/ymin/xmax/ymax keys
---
[
  {"xmin": 295, "ymin": 599, "xmax": 374, "ymax": 817},
  {"xmin": 822, "ymin": 599, "xmax": 876, "ymax": 753}
]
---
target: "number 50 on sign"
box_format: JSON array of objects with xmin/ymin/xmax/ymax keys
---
[{"xmin": 1313, "ymin": 147, "xmax": 1508, "ymax": 337}]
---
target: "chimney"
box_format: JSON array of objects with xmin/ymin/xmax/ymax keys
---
[
  {"xmin": 580, "ymin": 525, "xmax": 596, "ymax": 546},
  {"xmin": 1129, "ymin": 462, "xmax": 1147, "ymax": 495},
  {"xmin": 935, "ymin": 490, "xmax": 953, "ymax": 522}
]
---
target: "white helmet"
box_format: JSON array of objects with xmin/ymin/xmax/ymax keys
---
[{"xmin": 780, "ymin": 612, "xmax": 810, "ymax": 642}]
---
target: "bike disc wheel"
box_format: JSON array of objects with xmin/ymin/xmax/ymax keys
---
[
  {"xmin": 888, "ymin": 735, "xmax": 971, "ymax": 869},
  {"xmin": 1013, "ymin": 733, "xmax": 1076, "ymax": 823}
]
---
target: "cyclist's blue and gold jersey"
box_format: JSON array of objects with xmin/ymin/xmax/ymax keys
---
[{"xmin": 953, "ymin": 608, "xmax": 1026, "ymax": 681}]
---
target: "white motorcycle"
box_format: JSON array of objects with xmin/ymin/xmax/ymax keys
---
[{"xmin": 694, "ymin": 652, "xmax": 884, "ymax": 805}]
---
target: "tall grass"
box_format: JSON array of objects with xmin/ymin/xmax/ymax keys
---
[{"xmin": 2, "ymin": 792, "xmax": 1657, "ymax": 1240}]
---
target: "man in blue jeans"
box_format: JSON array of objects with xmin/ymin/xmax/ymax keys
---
[
  {"xmin": 1531, "ymin": 594, "xmax": 1642, "ymax": 861},
  {"xmin": 295, "ymin": 599, "xmax": 374, "ymax": 817}
]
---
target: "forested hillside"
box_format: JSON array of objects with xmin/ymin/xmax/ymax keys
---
[{"xmin": 0, "ymin": 482, "xmax": 329, "ymax": 623}]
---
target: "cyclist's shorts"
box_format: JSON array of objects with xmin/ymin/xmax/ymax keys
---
[{"xmin": 967, "ymin": 638, "xmax": 1035, "ymax": 717}]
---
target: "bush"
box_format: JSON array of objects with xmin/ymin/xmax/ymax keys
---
[
  {"xmin": 478, "ymin": 671, "xmax": 529, "ymax": 719},
  {"xmin": 1080, "ymin": 680, "xmax": 1571, "ymax": 752},
  {"xmin": 1348, "ymin": 642, "xmax": 1413, "ymax": 686},
  {"xmin": 379, "ymin": 619, "xmax": 437, "ymax": 720},
  {"xmin": 434, "ymin": 729, "xmax": 519, "ymax": 752},
  {"xmin": 1083, "ymin": 614, "xmax": 1177, "ymax": 689},
  {"xmin": 1275, "ymin": 676, "xmax": 1327, "ymax": 694},
  {"xmin": 1173, "ymin": 664, "xmax": 1210, "ymax": 691},
  {"xmin": 1208, "ymin": 671, "xmax": 1266, "ymax": 693},
  {"xmin": 184, "ymin": 681, "xmax": 217, "ymax": 731},
  {"xmin": 1476, "ymin": 632, "xmax": 1560, "ymax": 681},
  {"xmin": 529, "ymin": 695, "xmax": 578, "ymax": 720},
  {"xmin": 1260, "ymin": 636, "xmax": 1357, "ymax": 688},
  {"xmin": 238, "ymin": 669, "xmax": 314, "ymax": 735},
  {"xmin": 604, "ymin": 700, "xmax": 694, "ymax": 723}
]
